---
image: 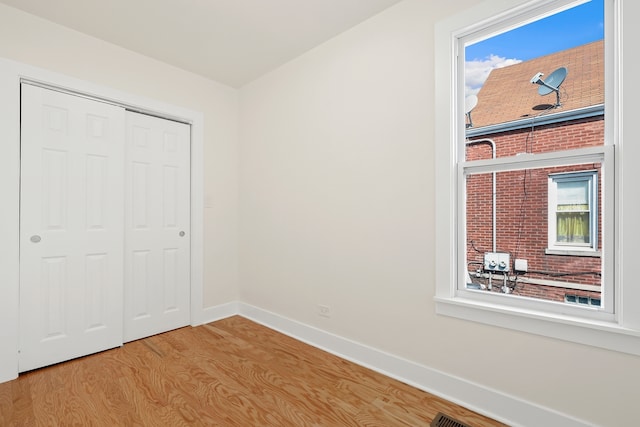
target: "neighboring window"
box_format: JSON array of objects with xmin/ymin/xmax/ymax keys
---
[
  {"xmin": 549, "ymin": 171, "xmax": 598, "ymax": 250},
  {"xmin": 565, "ymin": 294, "xmax": 601, "ymax": 306}
]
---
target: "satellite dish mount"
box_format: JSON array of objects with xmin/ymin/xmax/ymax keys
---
[{"xmin": 530, "ymin": 66, "xmax": 568, "ymax": 108}]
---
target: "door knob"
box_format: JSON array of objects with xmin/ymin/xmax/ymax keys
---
[
  {"xmin": 30, "ymin": 235, "xmax": 41, "ymax": 243},
  {"xmin": 179, "ymin": 231, "xmax": 185, "ymax": 237}
]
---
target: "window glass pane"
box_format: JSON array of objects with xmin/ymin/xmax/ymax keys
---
[
  {"xmin": 557, "ymin": 180, "xmax": 588, "ymax": 207},
  {"xmin": 465, "ymin": 164, "xmax": 602, "ymax": 306},
  {"xmin": 464, "ymin": 0, "xmax": 605, "ymax": 160},
  {"xmin": 556, "ymin": 178, "xmax": 592, "ymax": 244}
]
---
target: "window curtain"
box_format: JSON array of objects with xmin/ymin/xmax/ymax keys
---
[{"xmin": 557, "ymin": 205, "xmax": 590, "ymax": 243}]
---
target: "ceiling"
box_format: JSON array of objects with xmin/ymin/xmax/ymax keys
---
[{"xmin": 0, "ymin": 0, "xmax": 403, "ymax": 88}]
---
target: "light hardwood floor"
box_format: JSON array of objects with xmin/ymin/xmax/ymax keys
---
[{"xmin": 0, "ymin": 316, "xmax": 507, "ymax": 426}]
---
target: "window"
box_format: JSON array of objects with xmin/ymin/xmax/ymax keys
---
[
  {"xmin": 434, "ymin": 0, "xmax": 640, "ymax": 356},
  {"xmin": 548, "ymin": 171, "xmax": 598, "ymax": 251},
  {"xmin": 459, "ymin": 0, "xmax": 610, "ymax": 313},
  {"xmin": 565, "ymin": 294, "xmax": 601, "ymax": 306}
]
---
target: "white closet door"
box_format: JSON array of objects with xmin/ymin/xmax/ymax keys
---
[
  {"xmin": 19, "ymin": 84, "xmax": 125, "ymax": 372},
  {"xmin": 124, "ymin": 111, "xmax": 191, "ymax": 342}
]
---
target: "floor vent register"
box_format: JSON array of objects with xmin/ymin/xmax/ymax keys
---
[{"xmin": 431, "ymin": 412, "xmax": 473, "ymax": 427}]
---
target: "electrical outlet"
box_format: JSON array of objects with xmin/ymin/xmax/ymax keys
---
[{"xmin": 318, "ymin": 304, "xmax": 331, "ymax": 318}]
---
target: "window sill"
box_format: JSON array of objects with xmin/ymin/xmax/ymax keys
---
[
  {"xmin": 434, "ymin": 296, "xmax": 640, "ymax": 356},
  {"xmin": 545, "ymin": 248, "xmax": 601, "ymax": 257}
]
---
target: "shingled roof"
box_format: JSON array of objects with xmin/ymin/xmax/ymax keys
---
[{"xmin": 469, "ymin": 39, "xmax": 604, "ymax": 129}]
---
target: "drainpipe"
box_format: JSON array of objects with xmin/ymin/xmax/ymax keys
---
[{"xmin": 465, "ymin": 138, "xmax": 497, "ymax": 253}]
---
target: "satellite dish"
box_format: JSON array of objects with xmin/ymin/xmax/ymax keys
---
[
  {"xmin": 530, "ymin": 66, "xmax": 568, "ymax": 107},
  {"xmin": 465, "ymin": 94, "xmax": 478, "ymax": 114},
  {"xmin": 465, "ymin": 95, "xmax": 478, "ymax": 128},
  {"xmin": 536, "ymin": 67, "xmax": 567, "ymax": 95}
]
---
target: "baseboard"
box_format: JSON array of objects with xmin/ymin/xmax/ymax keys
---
[
  {"xmin": 192, "ymin": 300, "xmax": 241, "ymax": 326},
  {"xmin": 199, "ymin": 301, "xmax": 595, "ymax": 427}
]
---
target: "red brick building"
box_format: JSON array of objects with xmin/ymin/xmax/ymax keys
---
[{"xmin": 465, "ymin": 40, "xmax": 604, "ymax": 306}]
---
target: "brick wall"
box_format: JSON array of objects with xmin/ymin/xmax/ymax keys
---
[{"xmin": 465, "ymin": 116, "xmax": 604, "ymax": 302}]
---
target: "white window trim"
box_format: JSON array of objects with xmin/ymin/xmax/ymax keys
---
[
  {"xmin": 548, "ymin": 170, "xmax": 598, "ymax": 252},
  {"xmin": 434, "ymin": 0, "xmax": 640, "ymax": 356}
]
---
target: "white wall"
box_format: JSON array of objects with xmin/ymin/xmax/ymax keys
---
[
  {"xmin": 0, "ymin": 2, "xmax": 240, "ymax": 308},
  {"xmin": 239, "ymin": 0, "xmax": 640, "ymax": 426}
]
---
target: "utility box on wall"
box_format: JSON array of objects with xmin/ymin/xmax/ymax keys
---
[
  {"xmin": 484, "ymin": 252, "xmax": 510, "ymax": 272},
  {"xmin": 514, "ymin": 258, "xmax": 528, "ymax": 272}
]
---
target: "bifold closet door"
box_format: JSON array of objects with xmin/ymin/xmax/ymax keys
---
[
  {"xmin": 19, "ymin": 84, "xmax": 126, "ymax": 372},
  {"xmin": 123, "ymin": 111, "xmax": 191, "ymax": 343}
]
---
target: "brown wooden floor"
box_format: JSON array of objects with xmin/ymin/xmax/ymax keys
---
[{"xmin": 0, "ymin": 316, "xmax": 507, "ymax": 426}]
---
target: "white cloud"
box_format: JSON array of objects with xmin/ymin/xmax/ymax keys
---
[{"xmin": 465, "ymin": 55, "xmax": 522, "ymax": 96}]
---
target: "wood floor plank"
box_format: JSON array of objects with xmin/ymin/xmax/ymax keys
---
[{"xmin": 0, "ymin": 316, "xmax": 507, "ymax": 426}]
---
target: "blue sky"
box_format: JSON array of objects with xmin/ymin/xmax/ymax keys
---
[{"xmin": 465, "ymin": 0, "xmax": 604, "ymax": 95}]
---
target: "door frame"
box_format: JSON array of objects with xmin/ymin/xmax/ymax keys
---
[{"xmin": 0, "ymin": 58, "xmax": 205, "ymax": 383}]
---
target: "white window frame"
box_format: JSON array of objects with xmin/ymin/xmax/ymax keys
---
[
  {"xmin": 435, "ymin": 0, "xmax": 640, "ymax": 356},
  {"xmin": 548, "ymin": 170, "xmax": 598, "ymax": 252}
]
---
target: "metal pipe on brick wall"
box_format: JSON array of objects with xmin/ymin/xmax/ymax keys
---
[{"xmin": 465, "ymin": 138, "xmax": 497, "ymax": 252}]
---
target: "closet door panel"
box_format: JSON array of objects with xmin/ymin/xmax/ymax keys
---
[
  {"xmin": 19, "ymin": 84, "xmax": 125, "ymax": 372},
  {"xmin": 124, "ymin": 111, "xmax": 190, "ymax": 342}
]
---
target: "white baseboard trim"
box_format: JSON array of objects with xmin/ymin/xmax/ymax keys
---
[
  {"xmin": 199, "ymin": 301, "xmax": 596, "ymax": 427},
  {"xmin": 192, "ymin": 301, "xmax": 241, "ymax": 326}
]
